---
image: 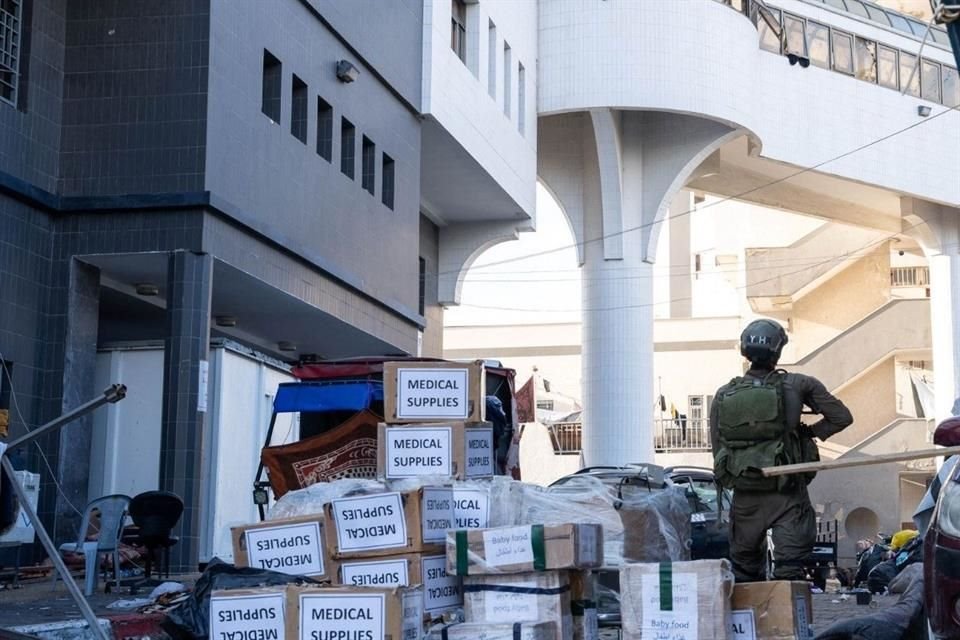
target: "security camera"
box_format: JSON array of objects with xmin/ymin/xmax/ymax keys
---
[{"xmin": 336, "ymin": 60, "xmax": 360, "ymax": 83}]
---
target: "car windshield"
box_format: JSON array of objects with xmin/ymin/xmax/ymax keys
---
[{"xmin": 670, "ymin": 476, "xmax": 732, "ymax": 515}]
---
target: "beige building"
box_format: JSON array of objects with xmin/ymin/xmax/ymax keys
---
[{"xmin": 445, "ymin": 191, "xmax": 935, "ymax": 563}]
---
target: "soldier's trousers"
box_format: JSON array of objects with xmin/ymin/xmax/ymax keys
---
[{"xmin": 730, "ymin": 485, "xmax": 817, "ymax": 582}]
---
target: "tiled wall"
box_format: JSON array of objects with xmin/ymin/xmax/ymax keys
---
[{"xmin": 59, "ymin": 0, "xmax": 210, "ymax": 196}]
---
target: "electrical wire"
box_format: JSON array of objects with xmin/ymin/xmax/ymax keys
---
[{"xmin": 440, "ymin": 100, "xmax": 960, "ymax": 278}]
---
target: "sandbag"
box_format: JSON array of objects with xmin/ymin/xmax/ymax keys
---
[
  {"xmin": 815, "ymin": 576, "xmax": 926, "ymax": 640},
  {"xmin": 162, "ymin": 559, "xmax": 320, "ymax": 640}
]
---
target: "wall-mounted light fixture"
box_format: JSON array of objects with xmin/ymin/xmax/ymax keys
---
[
  {"xmin": 135, "ymin": 283, "xmax": 159, "ymax": 296},
  {"xmin": 918, "ymin": 105, "xmax": 932, "ymax": 117},
  {"xmin": 215, "ymin": 315, "xmax": 238, "ymax": 327},
  {"xmin": 336, "ymin": 60, "xmax": 360, "ymax": 83},
  {"xmin": 787, "ymin": 53, "xmax": 810, "ymax": 68},
  {"xmin": 278, "ymin": 341, "xmax": 298, "ymax": 352}
]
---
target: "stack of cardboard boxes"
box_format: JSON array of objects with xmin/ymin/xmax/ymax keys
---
[
  {"xmin": 212, "ymin": 360, "xmax": 499, "ymax": 640},
  {"xmin": 430, "ymin": 522, "xmax": 604, "ymax": 639}
]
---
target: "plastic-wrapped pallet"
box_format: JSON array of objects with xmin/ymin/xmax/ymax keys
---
[
  {"xmin": 463, "ymin": 571, "xmax": 573, "ymax": 640},
  {"xmin": 486, "ymin": 476, "xmax": 692, "ymax": 566},
  {"xmin": 620, "ymin": 559, "xmax": 734, "ymax": 640},
  {"xmin": 266, "ymin": 478, "xmax": 385, "ymax": 520},
  {"xmin": 428, "ymin": 621, "xmax": 561, "ymax": 640},
  {"xmin": 447, "ymin": 523, "xmax": 603, "ymax": 576}
]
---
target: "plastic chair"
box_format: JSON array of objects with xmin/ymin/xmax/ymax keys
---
[
  {"xmin": 124, "ymin": 491, "xmax": 183, "ymax": 591},
  {"xmin": 54, "ymin": 494, "xmax": 131, "ymax": 596}
]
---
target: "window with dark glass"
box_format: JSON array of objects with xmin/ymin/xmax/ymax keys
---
[
  {"xmin": 943, "ymin": 66, "xmax": 960, "ymax": 108},
  {"xmin": 418, "ymin": 257, "xmax": 426, "ymax": 316},
  {"xmin": 451, "ymin": 0, "xmax": 467, "ymax": 63},
  {"xmin": 0, "ymin": 0, "xmax": 22, "ymax": 106},
  {"xmin": 291, "ymin": 75, "xmax": 307, "ymax": 143},
  {"xmin": 361, "ymin": 136, "xmax": 375, "ymax": 196},
  {"xmin": 854, "ymin": 37, "xmax": 877, "ymax": 83},
  {"xmin": 758, "ymin": 8, "xmax": 782, "ymax": 53},
  {"xmin": 340, "ymin": 118, "xmax": 355, "ymax": 179},
  {"xmin": 503, "ymin": 42, "xmax": 512, "ymax": 118},
  {"xmin": 261, "ymin": 50, "xmax": 282, "ymax": 123},
  {"xmin": 878, "ymin": 45, "xmax": 898, "ymax": 90},
  {"xmin": 382, "ymin": 154, "xmax": 395, "ymax": 210},
  {"xmin": 487, "ymin": 20, "xmax": 497, "ymax": 98},
  {"xmin": 518, "ymin": 63, "xmax": 526, "ymax": 135},
  {"xmin": 806, "ymin": 21, "xmax": 830, "ymax": 68},
  {"xmin": 900, "ymin": 51, "xmax": 920, "ymax": 97},
  {"xmin": 316, "ymin": 97, "xmax": 332, "ymax": 161},
  {"xmin": 831, "ymin": 31, "xmax": 854, "ymax": 75},
  {"xmin": 784, "ymin": 15, "xmax": 807, "ymax": 56},
  {"xmin": 921, "ymin": 59, "xmax": 941, "ymax": 103}
]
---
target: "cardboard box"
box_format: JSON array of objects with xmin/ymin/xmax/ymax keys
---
[
  {"xmin": 210, "ymin": 588, "xmax": 289, "ymax": 640},
  {"xmin": 288, "ymin": 585, "xmax": 423, "ymax": 640},
  {"xmin": 383, "ymin": 361, "xmax": 485, "ymax": 423},
  {"xmin": 427, "ymin": 621, "xmax": 561, "ymax": 640},
  {"xmin": 731, "ymin": 581, "xmax": 813, "ymax": 640},
  {"xmin": 231, "ymin": 516, "xmax": 329, "ymax": 578},
  {"xmin": 328, "ymin": 552, "xmax": 464, "ymax": 618},
  {"xmin": 446, "ymin": 523, "xmax": 603, "ymax": 576},
  {"xmin": 377, "ymin": 422, "xmax": 495, "ymax": 480},
  {"xmin": 463, "ymin": 571, "xmax": 573, "ymax": 640},
  {"xmin": 620, "ymin": 559, "xmax": 734, "ymax": 640},
  {"xmin": 325, "ymin": 489, "xmax": 448, "ymax": 559}
]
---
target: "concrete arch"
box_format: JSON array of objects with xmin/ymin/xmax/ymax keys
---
[
  {"xmin": 536, "ymin": 178, "xmax": 583, "ymax": 267},
  {"xmin": 437, "ymin": 221, "xmax": 521, "ymax": 306}
]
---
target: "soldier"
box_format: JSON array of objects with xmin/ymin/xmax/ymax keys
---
[{"xmin": 710, "ymin": 319, "xmax": 853, "ymax": 582}]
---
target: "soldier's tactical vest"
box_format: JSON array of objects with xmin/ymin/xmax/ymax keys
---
[{"xmin": 714, "ymin": 371, "xmax": 816, "ymax": 491}]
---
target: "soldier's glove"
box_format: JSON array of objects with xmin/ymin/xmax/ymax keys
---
[{"xmin": 798, "ymin": 424, "xmax": 816, "ymax": 440}]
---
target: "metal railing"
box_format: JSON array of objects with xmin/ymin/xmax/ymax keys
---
[
  {"xmin": 654, "ymin": 418, "xmax": 713, "ymax": 452},
  {"xmin": 549, "ymin": 422, "xmax": 582, "ymax": 454},
  {"xmin": 890, "ymin": 266, "xmax": 930, "ymax": 288}
]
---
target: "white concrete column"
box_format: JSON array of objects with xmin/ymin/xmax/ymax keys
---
[
  {"xmin": 929, "ymin": 249, "xmax": 960, "ymax": 423},
  {"xmin": 581, "ymin": 258, "xmax": 655, "ymax": 465}
]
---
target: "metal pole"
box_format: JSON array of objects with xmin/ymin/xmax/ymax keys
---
[
  {"xmin": 5, "ymin": 385, "xmax": 126, "ymax": 450},
  {"xmin": 1, "ymin": 457, "xmax": 109, "ymax": 640}
]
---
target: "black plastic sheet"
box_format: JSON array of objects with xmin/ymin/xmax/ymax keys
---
[{"xmin": 162, "ymin": 559, "xmax": 320, "ymax": 640}]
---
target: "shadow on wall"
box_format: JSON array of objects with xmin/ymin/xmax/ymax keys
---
[{"xmin": 518, "ymin": 421, "xmax": 583, "ymax": 486}]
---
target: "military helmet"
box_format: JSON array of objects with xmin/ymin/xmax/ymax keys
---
[{"xmin": 740, "ymin": 319, "xmax": 788, "ymax": 365}]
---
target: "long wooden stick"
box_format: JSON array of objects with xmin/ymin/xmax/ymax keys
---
[{"xmin": 761, "ymin": 445, "xmax": 960, "ymax": 477}]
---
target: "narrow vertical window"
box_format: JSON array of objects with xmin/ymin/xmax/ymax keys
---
[
  {"xmin": 487, "ymin": 20, "xmax": 497, "ymax": 99},
  {"xmin": 418, "ymin": 257, "xmax": 426, "ymax": 316},
  {"xmin": 921, "ymin": 59, "xmax": 941, "ymax": 104},
  {"xmin": 382, "ymin": 154, "xmax": 395, "ymax": 210},
  {"xmin": 291, "ymin": 75, "xmax": 307, "ymax": 143},
  {"xmin": 805, "ymin": 21, "xmax": 829, "ymax": 69},
  {"xmin": 900, "ymin": 51, "xmax": 921, "ymax": 97},
  {"xmin": 831, "ymin": 31, "xmax": 854, "ymax": 76},
  {"xmin": 943, "ymin": 66, "xmax": 960, "ymax": 108},
  {"xmin": 517, "ymin": 63, "xmax": 526, "ymax": 135},
  {"xmin": 503, "ymin": 42, "xmax": 512, "ymax": 118},
  {"xmin": 340, "ymin": 118, "xmax": 355, "ymax": 179},
  {"xmin": 451, "ymin": 0, "xmax": 467, "ymax": 63},
  {"xmin": 361, "ymin": 136, "xmax": 376, "ymax": 196},
  {"xmin": 316, "ymin": 97, "xmax": 332, "ymax": 161},
  {"xmin": 877, "ymin": 45, "xmax": 898, "ymax": 90},
  {"xmin": 758, "ymin": 8, "xmax": 781, "ymax": 53},
  {"xmin": 0, "ymin": 0, "xmax": 22, "ymax": 106},
  {"xmin": 261, "ymin": 50, "xmax": 282, "ymax": 123},
  {"xmin": 854, "ymin": 38, "xmax": 877, "ymax": 83}
]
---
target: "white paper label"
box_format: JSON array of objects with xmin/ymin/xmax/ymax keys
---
[
  {"xmin": 640, "ymin": 572, "xmax": 698, "ymax": 640},
  {"xmin": 465, "ymin": 427, "xmax": 494, "ymax": 477},
  {"xmin": 578, "ymin": 524, "xmax": 598, "ymax": 564},
  {"xmin": 580, "ymin": 608, "xmax": 599, "ymax": 640},
  {"xmin": 453, "ymin": 487, "xmax": 490, "ymax": 529},
  {"xmin": 197, "ymin": 360, "xmax": 209, "ymax": 413},
  {"xmin": 332, "ymin": 492, "xmax": 407, "ymax": 552},
  {"xmin": 402, "ymin": 590, "xmax": 424, "ymax": 640},
  {"xmin": 299, "ymin": 593, "xmax": 384, "ymax": 640},
  {"xmin": 731, "ymin": 610, "xmax": 757, "ymax": 640},
  {"xmin": 396, "ymin": 368, "xmax": 470, "ymax": 420},
  {"xmin": 795, "ymin": 596, "xmax": 812, "ymax": 640},
  {"xmin": 482, "ymin": 526, "xmax": 534, "ymax": 567},
  {"xmin": 209, "ymin": 593, "xmax": 285, "ymax": 640},
  {"xmin": 339, "ymin": 558, "xmax": 409, "ymax": 588},
  {"xmin": 421, "ymin": 488, "xmax": 455, "ymax": 544},
  {"xmin": 421, "ymin": 555, "xmax": 463, "ymax": 613},
  {"xmin": 483, "ymin": 579, "xmax": 539, "ymax": 623},
  {"xmin": 385, "ymin": 426, "xmax": 453, "ymax": 478},
  {"xmin": 243, "ymin": 522, "xmax": 324, "ymax": 576}
]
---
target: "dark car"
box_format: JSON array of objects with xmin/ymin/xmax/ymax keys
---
[
  {"xmin": 923, "ymin": 418, "xmax": 960, "ymax": 639},
  {"xmin": 549, "ymin": 464, "xmax": 731, "ymax": 628}
]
